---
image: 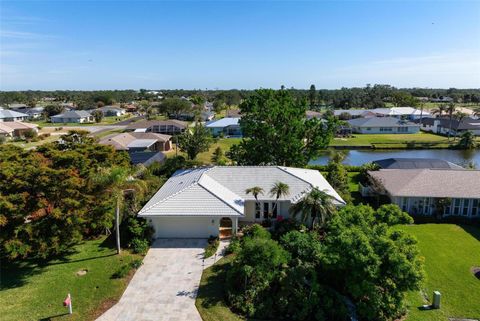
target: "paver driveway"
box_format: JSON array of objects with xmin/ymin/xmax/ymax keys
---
[{"xmin": 97, "ymin": 238, "xmax": 223, "ymax": 321}]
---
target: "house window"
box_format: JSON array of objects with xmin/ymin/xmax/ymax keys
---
[
  {"xmin": 462, "ymin": 199, "xmax": 470, "ymax": 216},
  {"xmin": 400, "ymin": 197, "xmax": 408, "ymax": 211},
  {"xmin": 472, "ymin": 200, "xmax": 478, "ymax": 216},
  {"xmin": 271, "ymin": 202, "xmax": 278, "ymax": 218},
  {"xmin": 255, "ymin": 203, "xmax": 261, "ymax": 219},
  {"xmin": 397, "ymin": 127, "xmax": 408, "ymax": 133},
  {"xmin": 263, "ymin": 202, "xmax": 269, "ymax": 219},
  {"xmin": 453, "ymin": 199, "xmax": 461, "ymax": 215}
]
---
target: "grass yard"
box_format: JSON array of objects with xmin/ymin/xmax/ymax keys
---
[
  {"xmin": 31, "ymin": 115, "xmax": 134, "ymax": 127},
  {"xmin": 396, "ymin": 224, "xmax": 480, "ymax": 321},
  {"xmin": 330, "ymin": 132, "xmax": 453, "ymax": 149},
  {"xmin": 196, "ymin": 256, "xmax": 253, "ymax": 321},
  {"xmin": 193, "ymin": 138, "xmax": 242, "ymax": 164},
  {"xmin": 0, "ymin": 237, "xmax": 141, "ymax": 321}
]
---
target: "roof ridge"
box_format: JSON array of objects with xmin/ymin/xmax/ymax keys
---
[
  {"xmin": 138, "ymin": 168, "xmax": 212, "ymax": 214},
  {"xmin": 276, "ymin": 166, "xmax": 315, "ymax": 201},
  {"xmin": 197, "ymin": 174, "xmax": 244, "ymax": 215}
]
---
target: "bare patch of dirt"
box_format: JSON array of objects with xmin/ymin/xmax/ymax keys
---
[{"xmin": 76, "ymin": 269, "xmax": 88, "ymax": 276}]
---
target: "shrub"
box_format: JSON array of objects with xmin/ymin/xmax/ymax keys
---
[
  {"xmin": 272, "ymin": 218, "xmax": 304, "ymax": 239},
  {"xmin": 204, "ymin": 236, "xmax": 220, "ymax": 258},
  {"xmin": 225, "ymin": 236, "xmax": 241, "ymax": 255},
  {"xmin": 241, "ymin": 224, "xmax": 271, "ymax": 239},
  {"xmin": 112, "ymin": 259, "xmax": 143, "ymax": 278},
  {"xmin": 375, "ymin": 204, "xmax": 414, "ymax": 225},
  {"xmin": 129, "ymin": 238, "xmax": 149, "ymax": 254}
]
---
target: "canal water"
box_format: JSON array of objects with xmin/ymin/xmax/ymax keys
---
[{"xmin": 310, "ymin": 149, "xmax": 480, "ymax": 167}]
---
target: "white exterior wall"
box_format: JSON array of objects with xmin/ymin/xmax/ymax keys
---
[
  {"xmin": 354, "ymin": 126, "xmax": 420, "ymax": 134},
  {"xmin": 149, "ymin": 216, "xmax": 220, "ymax": 238}
]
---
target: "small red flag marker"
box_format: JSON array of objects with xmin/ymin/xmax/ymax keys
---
[{"xmin": 63, "ymin": 293, "xmax": 73, "ymax": 314}]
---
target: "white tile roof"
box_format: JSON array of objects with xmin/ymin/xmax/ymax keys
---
[
  {"xmin": 138, "ymin": 166, "xmax": 345, "ymax": 217},
  {"xmin": 0, "ymin": 110, "xmax": 28, "ymax": 119}
]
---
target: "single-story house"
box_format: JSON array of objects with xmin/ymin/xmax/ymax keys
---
[
  {"xmin": 334, "ymin": 109, "xmax": 377, "ymax": 119},
  {"xmin": 137, "ymin": 166, "xmax": 345, "ymax": 238},
  {"xmin": 129, "ymin": 151, "xmax": 166, "ymax": 166},
  {"xmin": 0, "ymin": 121, "xmax": 38, "ymax": 139},
  {"xmin": 50, "ymin": 110, "xmax": 93, "ymax": 123},
  {"xmin": 206, "ymin": 117, "xmax": 242, "ymax": 137},
  {"xmin": 363, "ymin": 169, "xmax": 479, "ymax": 218},
  {"xmin": 0, "ymin": 109, "xmax": 29, "ymax": 122},
  {"xmin": 125, "ymin": 120, "xmax": 187, "ymax": 135},
  {"xmin": 370, "ymin": 107, "xmax": 430, "ymax": 120},
  {"xmin": 418, "ymin": 117, "xmax": 480, "ymax": 136},
  {"xmin": 373, "ymin": 158, "xmax": 463, "ymax": 170},
  {"xmin": 97, "ymin": 106, "xmax": 126, "ymax": 117},
  {"xmin": 99, "ymin": 132, "xmax": 172, "ymax": 152},
  {"xmin": 347, "ymin": 117, "xmax": 420, "ymax": 134},
  {"xmin": 13, "ymin": 107, "xmax": 44, "ymax": 120}
]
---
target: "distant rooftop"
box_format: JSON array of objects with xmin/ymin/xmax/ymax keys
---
[{"xmin": 373, "ymin": 158, "xmax": 463, "ymax": 170}]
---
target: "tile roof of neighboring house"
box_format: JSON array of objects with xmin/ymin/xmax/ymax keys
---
[
  {"xmin": 306, "ymin": 110, "xmax": 323, "ymax": 118},
  {"xmin": 129, "ymin": 151, "xmax": 165, "ymax": 166},
  {"xmin": 206, "ymin": 117, "xmax": 240, "ymax": 128},
  {"xmin": 127, "ymin": 139, "xmax": 157, "ymax": 149},
  {"xmin": 99, "ymin": 132, "xmax": 171, "ymax": 150},
  {"xmin": 371, "ymin": 107, "xmax": 430, "ymax": 116},
  {"xmin": 0, "ymin": 121, "xmax": 38, "ymax": 134},
  {"xmin": 98, "ymin": 106, "xmax": 125, "ymax": 112},
  {"xmin": 368, "ymin": 169, "xmax": 480, "ymax": 198},
  {"xmin": 334, "ymin": 109, "xmax": 375, "ymax": 117},
  {"xmin": 0, "ymin": 109, "xmax": 29, "ymax": 119},
  {"xmin": 226, "ymin": 109, "xmax": 241, "ymax": 117},
  {"xmin": 126, "ymin": 119, "xmax": 187, "ymax": 130},
  {"xmin": 51, "ymin": 110, "xmax": 91, "ymax": 119},
  {"xmin": 138, "ymin": 166, "xmax": 345, "ymax": 217},
  {"xmin": 373, "ymin": 158, "xmax": 463, "ymax": 170},
  {"xmin": 18, "ymin": 107, "xmax": 44, "ymax": 115},
  {"xmin": 347, "ymin": 116, "xmax": 418, "ymax": 127},
  {"xmin": 420, "ymin": 117, "xmax": 480, "ymax": 131}
]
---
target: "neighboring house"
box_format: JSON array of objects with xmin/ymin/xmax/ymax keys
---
[
  {"xmin": 99, "ymin": 132, "xmax": 172, "ymax": 151},
  {"xmin": 226, "ymin": 108, "xmax": 241, "ymax": 118},
  {"xmin": 171, "ymin": 110, "xmax": 214, "ymax": 122},
  {"xmin": 347, "ymin": 117, "xmax": 420, "ymax": 134},
  {"xmin": 13, "ymin": 107, "xmax": 44, "ymax": 120},
  {"xmin": 129, "ymin": 151, "xmax": 166, "ymax": 166},
  {"xmin": 370, "ymin": 107, "xmax": 430, "ymax": 120},
  {"xmin": 50, "ymin": 110, "xmax": 93, "ymax": 123},
  {"xmin": 206, "ymin": 117, "xmax": 242, "ymax": 137},
  {"xmin": 306, "ymin": 110, "xmax": 323, "ymax": 119},
  {"xmin": 0, "ymin": 109, "xmax": 29, "ymax": 122},
  {"xmin": 363, "ymin": 169, "xmax": 480, "ymax": 218},
  {"xmin": 97, "ymin": 106, "xmax": 126, "ymax": 117},
  {"xmin": 125, "ymin": 120, "xmax": 187, "ymax": 135},
  {"xmin": 0, "ymin": 121, "xmax": 38, "ymax": 139},
  {"xmin": 419, "ymin": 117, "xmax": 480, "ymax": 136},
  {"xmin": 334, "ymin": 109, "xmax": 376, "ymax": 119},
  {"xmin": 373, "ymin": 158, "xmax": 463, "ymax": 170},
  {"xmin": 137, "ymin": 166, "xmax": 345, "ymax": 238},
  {"xmin": 430, "ymin": 96, "xmax": 454, "ymax": 103}
]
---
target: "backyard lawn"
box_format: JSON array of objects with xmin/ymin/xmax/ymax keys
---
[
  {"xmin": 330, "ymin": 132, "xmax": 454, "ymax": 148},
  {"xmin": 0, "ymin": 237, "xmax": 141, "ymax": 321},
  {"xmin": 396, "ymin": 224, "xmax": 480, "ymax": 321}
]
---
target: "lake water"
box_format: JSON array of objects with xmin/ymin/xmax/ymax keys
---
[{"xmin": 310, "ymin": 149, "xmax": 480, "ymax": 167}]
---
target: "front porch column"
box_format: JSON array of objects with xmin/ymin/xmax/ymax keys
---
[{"xmin": 233, "ymin": 217, "xmax": 238, "ymax": 235}]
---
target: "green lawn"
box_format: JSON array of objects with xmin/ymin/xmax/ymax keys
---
[
  {"xmin": 194, "ymin": 138, "xmax": 242, "ymax": 164},
  {"xmin": 396, "ymin": 224, "xmax": 480, "ymax": 321},
  {"xmin": 196, "ymin": 256, "xmax": 253, "ymax": 321},
  {"xmin": 0, "ymin": 237, "xmax": 141, "ymax": 321},
  {"xmin": 32, "ymin": 115, "xmax": 134, "ymax": 127},
  {"xmin": 330, "ymin": 132, "xmax": 453, "ymax": 148},
  {"xmin": 9, "ymin": 135, "xmax": 60, "ymax": 149}
]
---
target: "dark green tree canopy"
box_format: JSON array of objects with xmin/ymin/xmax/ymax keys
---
[
  {"xmin": 177, "ymin": 122, "xmax": 214, "ymax": 160},
  {"xmin": 230, "ymin": 89, "xmax": 336, "ymax": 166}
]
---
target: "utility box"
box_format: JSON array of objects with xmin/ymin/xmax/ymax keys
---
[{"xmin": 432, "ymin": 291, "xmax": 441, "ymax": 309}]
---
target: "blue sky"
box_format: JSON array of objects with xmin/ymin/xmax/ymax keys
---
[{"xmin": 1, "ymin": 1, "xmax": 479, "ymax": 90}]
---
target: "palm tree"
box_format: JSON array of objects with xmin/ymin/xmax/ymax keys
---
[
  {"xmin": 446, "ymin": 103, "xmax": 457, "ymax": 140},
  {"xmin": 93, "ymin": 166, "xmax": 133, "ymax": 254},
  {"xmin": 473, "ymin": 107, "xmax": 480, "ymax": 118},
  {"xmin": 245, "ymin": 186, "xmax": 264, "ymax": 211},
  {"xmin": 457, "ymin": 130, "xmax": 477, "ymax": 149},
  {"xmin": 290, "ymin": 188, "xmax": 336, "ymax": 229},
  {"xmin": 431, "ymin": 104, "xmax": 447, "ymax": 118},
  {"xmin": 269, "ymin": 182, "xmax": 290, "ymax": 217}
]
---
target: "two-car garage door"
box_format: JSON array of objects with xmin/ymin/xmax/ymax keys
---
[{"xmin": 150, "ymin": 216, "xmax": 220, "ymax": 238}]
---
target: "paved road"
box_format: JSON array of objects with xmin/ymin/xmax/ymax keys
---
[{"xmin": 96, "ymin": 239, "xmax": 227, "ymax": 321}]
